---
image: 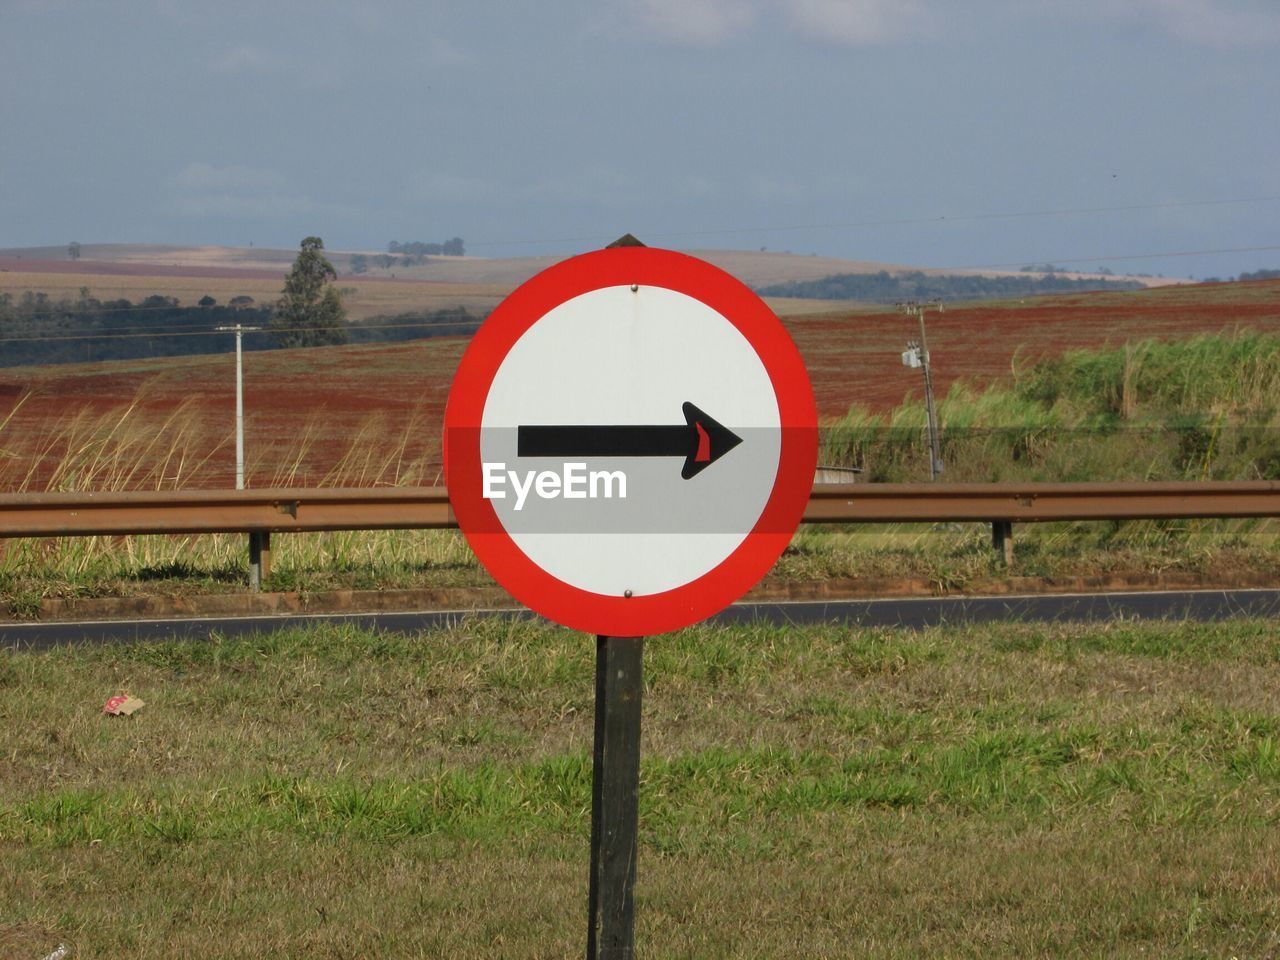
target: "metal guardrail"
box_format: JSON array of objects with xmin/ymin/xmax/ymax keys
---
[
  {"xmin": 2, "ymin": 481, "xmax": 1276, "ymax": 588},
  {"xmin": 0, "ymin": 487, "xmax": 455, "ymax": 538},
  {"xmin": 1, "ymin": 482, "xmax": 1279, "ymax": 538},
  {"xmin": 804, "ymin": 481, "xmax": 1280, "ymax": 523}
]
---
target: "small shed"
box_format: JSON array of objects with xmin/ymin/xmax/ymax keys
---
[{"xmin": 814, "ymin": 465, "xmax": 862, "ymax": 484}]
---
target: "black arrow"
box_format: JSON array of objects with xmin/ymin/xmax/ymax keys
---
[{"xmin": 517, "ymin": 402, "xmax": 743, "ymax": 480}]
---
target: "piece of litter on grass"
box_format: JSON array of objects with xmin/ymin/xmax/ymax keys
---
[
  {"xmin": 103, "ymin": 694, "xmax": 145, "ymax": 716},
  {"xmin": 41, "ymin": 945, "xmax": 69, "ymax": 960}
]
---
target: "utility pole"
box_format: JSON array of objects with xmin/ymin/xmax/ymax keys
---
[
  {"xmin": 897, "ymin": 299, "xmax": 944, "ymax": 480},
  {"xmin": 217, "ymin": 322, "xmax": 269, "ymax": 590},
  {"xmin": 215, "ymin": 323, "xmax": 260, "ymax": 489}
]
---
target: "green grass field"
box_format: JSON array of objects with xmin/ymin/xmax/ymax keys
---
[
  {"xmin": 4, "ymin": 517, "xmax": 1280, "ymax": 618},
  {"xmin": 4, "ymin": 618, "xmax": 1280, "ymax": 957}
]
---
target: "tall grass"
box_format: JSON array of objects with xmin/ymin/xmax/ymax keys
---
[
  {"xmin": 808, "ymin": 331, "xmax": 1280, "ymax": 582},
  {"xmin": 11, "ymin": 331, "xmax": 1276, "ymax": 495},
  {"xmin": 825, "ymin": 330, "xmax": 1280, "ymax": 483},
  {"xmin": 0, "ymin": 393, "xmax": 228, "ymax": 493},
  {"xmin": 1018, "ymin": 328, "xmax": 1280, "ymax": 420},
  {"xmin": 2, "ymin": 331, "xmax": 1278, "ymax": 610},
  {"xmin": 0, "ymin": 386, "xmax": 467, "ymax": 605}
]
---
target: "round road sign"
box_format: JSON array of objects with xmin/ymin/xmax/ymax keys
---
[{"xmin": 444, "ymin": 246, "xmax": 816, "ymax": 635}]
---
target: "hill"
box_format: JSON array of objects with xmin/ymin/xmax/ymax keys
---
[{"xmin": 1, "ymin": 241, "xmax": 1175, "ymax": 295}]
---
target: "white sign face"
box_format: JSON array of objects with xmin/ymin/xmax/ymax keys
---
[
  {"xmin": 446, "ymin": 245, "xmax": 817, "ymax": 637},
  {"xmin": 479, "ymin": 284, "xmax": 782, "ymax": 598}
]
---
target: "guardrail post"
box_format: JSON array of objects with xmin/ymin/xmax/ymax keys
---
[
  {"xmin": 248, "ymin": 531, "xmax": 271, "ymax": 591},
  {"xmin": 992, "ymin": 520, "xmax": 1013, "ymax": 566}
]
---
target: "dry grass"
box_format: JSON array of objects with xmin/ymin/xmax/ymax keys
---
[
  {"xmin": 1, "ymin": 288, "xmax": 1278, "ymax": 612},
  {"xmin": 3, "ymin": 618, "xmax": 1280, "ymax": 956},
  {"xmin": 2, "ymin": 367, "xmax": 1279, "ymax": 614}
]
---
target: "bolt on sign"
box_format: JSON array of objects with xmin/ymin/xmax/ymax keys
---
[{"xmin": 445, "ymin": 246, "xmax": 817, "ymax": 635}]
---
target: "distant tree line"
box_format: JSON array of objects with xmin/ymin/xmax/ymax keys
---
[
  {"xmin": 347, "ymin": 238, "xmax": 465, "ymax": 274},
  {"xmin": 1018, "ymin": 263, "xmax": 1116, "ymax": 276},
  {"xmin": 0, "ymin": 289, "xmax": 273, "ymax": 367},
  {"xmin": 756, "ymin": 270, "xmax": 1145, "ymax": 303},
  {"xmin": 388, "ymin": 238, "xmax": 465, "ymax": 256},
  {"xmin": 349, "ymin": 252, "xmax": 419, "ymax": 273},
  {"xmin": 0, "ymin": 289, "xmax": 482, "ymax": 368},
  {"xmin": 346, "ymin": 307, "xmax": 480, "ymax": 345},
  {"xmin": 1203, "ymin": 268, "xmax": 1280, "ymax": 283}
]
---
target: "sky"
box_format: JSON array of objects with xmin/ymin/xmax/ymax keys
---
[{"xmin": 2, "ymin": 0, "xmax": 1278, "ymax": 278}]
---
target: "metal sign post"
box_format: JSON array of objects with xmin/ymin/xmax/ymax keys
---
[{"xmin": 587, "ymin": 634, "xmax": 643, "ymax": 959}]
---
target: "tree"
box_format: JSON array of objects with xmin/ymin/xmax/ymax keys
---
[
  {"xmin": 68, "ymin": 241, "xmax": 81, "ymax": 261},
  {"xmin": 198, "ymin": 294, "xmax": 217, "ymax": 307},
  {"xmin": 270, "ymin": 236, "xmax": 348, "ymax": 348},
  {"xmin": 349, "ymin": 253, "xmax": 368, "ymax": 274}
]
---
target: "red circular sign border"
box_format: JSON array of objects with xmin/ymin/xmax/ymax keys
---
[{"xmin": 444, "ymin": 246, "xmax": 817, "ymax": 636}]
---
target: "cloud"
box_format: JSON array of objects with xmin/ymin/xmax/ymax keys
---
[
  {"xmin": 781, "ymin": 0, "xmax": 938, "ymax": 45},
  {"xmin": 1010, "ymin": 0, "xmax": 1280, "ymax": 48},
  {"xmin": 204, "ymin": 40, "xmax": 347, "ymax": 90},
  {"xmin": 171, "ymin": 162, "xmax": 285, "ymax": 193},
  {"xmin": 624, "ymin": 0, "xmax": 1280, "ymax": 48},
  {"xmin": 410, "ymin": 168, "xmax": 645, "ymax": 211},
  {"xmin": 408, "ymin": 172, "xmax": 498, "ymax": 206},
  {"xmin": 1119, "ymin": 0, "xmax": 1280, "ymax": 48},
  {"xmin": 743, "ymin": 174, "xmax": 808, "ymax": 203},
  {"xmin": 632, "ymin": 0, "xmax": 761, "ymax": 45},
  {"xmin": 423, "ymin": 35, "xmax": 471, "ymax": 67},
  {"xmin": 627, "ymin": 0, "xmax": 938, "ymax": 46},
  {"xmin": 165, "ymin": 162, "xmax": 361, "ymax": 221}
]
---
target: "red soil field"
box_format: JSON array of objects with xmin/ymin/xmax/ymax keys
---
[
  {"xmin": 1, "ymin": 280, "xmax": 1277, "ymax": 492},
  {"xmin": 796, "ymin": 280, "xmax": 1280, "ymax": 415}
]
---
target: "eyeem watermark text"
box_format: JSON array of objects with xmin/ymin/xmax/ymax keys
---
[{"xmin": 483, "ymin": 462, "xmax": 627, "ymax": 511}]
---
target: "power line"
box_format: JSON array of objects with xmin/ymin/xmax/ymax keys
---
[
  {"xmin": 0, "ymin": 310, "xmax": 483, "ymax": 336},
  {"xmin": 0, "ymin": 298, "xmax": 488, "ymax": 322},
  {"xmin": 0, "ymin": 316, "xmax": 482, "ymax": 346},
  {"xmin": 0, "ymin": 301, "xmax": 262, "ymax": 316},
  {"xmin": 948, "ymin": 243, "xmax": 1280, "ymax": 272},
  {"xmin": 464, "ymin": 194, "xmax": 1280, "ymax": 249},
  {"xmin": 1, "ymin": 312, "xmax": 479, "ymax": 337}
]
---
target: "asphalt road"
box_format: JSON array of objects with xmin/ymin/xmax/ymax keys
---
[{"xmin": 4, "ymin": 589, "xmax": 1280, "ymax": 652}]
